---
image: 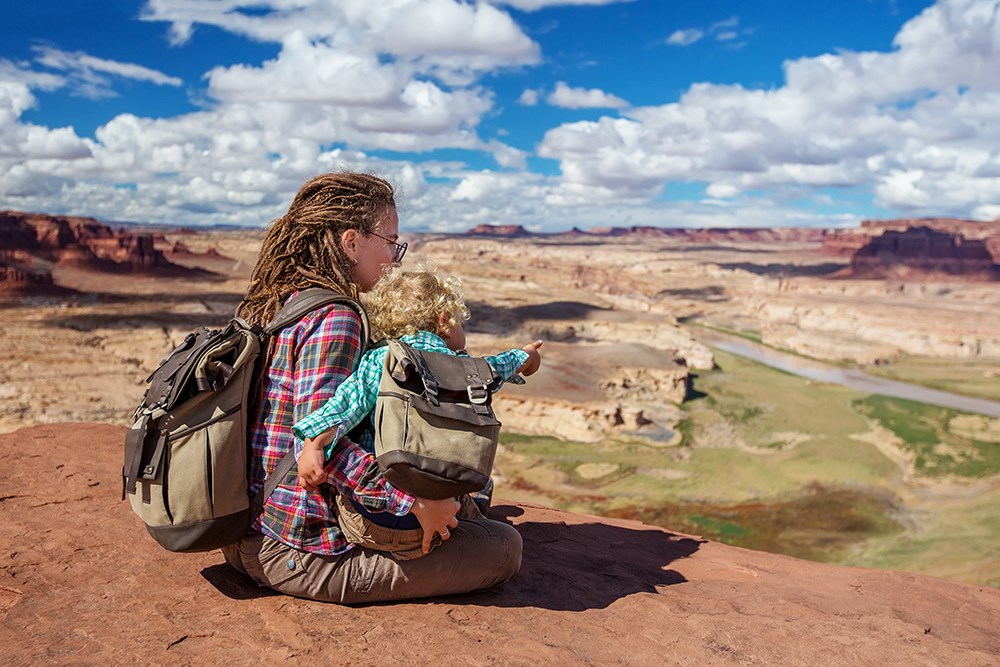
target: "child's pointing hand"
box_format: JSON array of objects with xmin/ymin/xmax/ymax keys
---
[{"xmin": 518, "ymin": 340, "xmax": 543, "ymax": 376}]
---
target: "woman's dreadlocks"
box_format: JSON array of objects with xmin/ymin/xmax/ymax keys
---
[{"xmin": 237, "ymin": 172, "xmax": 396, "ymax": 326}]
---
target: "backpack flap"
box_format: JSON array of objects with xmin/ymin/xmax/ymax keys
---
[
  {"xmin": 194, "ymin": 332, "xmax": 252, "ymax": 392},
  {"xmin": 387, "ymin": 341, "xmax": 501, "ymax": 419}
]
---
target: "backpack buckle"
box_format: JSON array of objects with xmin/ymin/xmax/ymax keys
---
[{"xmin": 467, "ymin": 384, "xmax": 489, "ymax": 405}]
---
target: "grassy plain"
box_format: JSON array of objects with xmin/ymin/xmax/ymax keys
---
[
  {"xmin": 864, "ymin": 356, "xmax": 1000, "ymax": 401},
  {"xmin": 495, "ymin": 346, "xmax": 1000, "ymax": 585}
]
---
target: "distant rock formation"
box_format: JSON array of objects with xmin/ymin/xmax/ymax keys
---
[
  {"xmin": 477, "ymin": 225, "xmax": 828, "ymax": 243},
  {"xmin": 820, "ymin": 229, "xmax": 870, "ymax": 257},
  {"xmin": 467, "ymin": 224, "xmax": 534, "ymax": 237},
  {"xmin": 824, "ymin": 217, "xmax": 1000, "ymax": 260},
  {"xmin": 861, "ymin": 217, "xmax": 999, "ymax": 240},
  {"xmin": 0, "ymin": 264, "xmax": 75, "ymax": 296},
  {"xmin": 677, "ymin": 227, "xmax": 826, "ymax": 244},
  {"xmin": 0, "ymin": 211, "xmax": 199, "ymax": 284},
  {"xmin": 845, "ymin": 226, "xmax": 999, "ymax": 281},
  {"xmin": 465, "ymin": 224, "xmax": 828, "ymax": 243},
  {"xmin": 165, "ymin": 240, "xmax": 232, "ymax": 261}
]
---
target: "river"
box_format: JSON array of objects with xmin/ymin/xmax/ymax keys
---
[{"xmin": 698, "ymin": 331, "xmax": 1000, "ymax": 418}]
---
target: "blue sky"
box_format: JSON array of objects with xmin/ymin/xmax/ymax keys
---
[{"xmin": 1, "ymin": 0, "xmax": 997, "ymax": 231}]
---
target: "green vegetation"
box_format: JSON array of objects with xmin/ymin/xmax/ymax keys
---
[
  {"xmin": 690, "ymin": 321, "xmax": 764, "ymax": 344},
  {"xmin": 843, "ymin": 488, "xmax": 1000, "ymax": 588},
  {"xmin": 607, "ymin": 484, "xmax": 903, "ymax": 563},
  {"xmin": 864, "ymin": 356, "xmax": 1000, "ymax": 402},
  {"xmin": 496, "ymin": 347, "xmax": 1000, "ymax": 587},
  {"xmin": 853, "ymin": 395, "xmax": 1000, "ymax": 478}
]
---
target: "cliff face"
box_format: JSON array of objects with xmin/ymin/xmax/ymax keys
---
[
  {"xmin": 467, "ymin": 224, "xmax": 534, "ymax": 237},
  {"xmin": 861, "ymin": 217, "xmax": 999, "ymax": 240},
  {"xmin": 466, "ymin": 224, "xmax": 829, "ymax": 243},
  {"xmin": 824, "ymin": 217, "xmax": 1000, "ymax": 262},
  {"xmin": 847, "ymin": 226, "xmax": 999, "ymax": 280},
  {"xmin": 0, "ymin": 210, "xmax": 196, "ymax": 291},
  {"xmin": 1, "ymin": 423, "xmax": 998, "ymax": 665}
]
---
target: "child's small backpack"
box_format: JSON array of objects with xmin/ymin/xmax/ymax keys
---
[
  {"xmin": 373, "ymin": 339, "xmax": 502, "ymax": 499},
  {"xmin": 122, "ymin": 288, "xmax": 368, "ymax": 552}
]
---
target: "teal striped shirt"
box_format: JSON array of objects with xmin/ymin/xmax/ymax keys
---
[{"xmin": 292, "ymin": 330, "xmax": 528, "ymax": 456}]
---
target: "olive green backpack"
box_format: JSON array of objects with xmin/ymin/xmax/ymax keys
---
[
  {"xmin": 122, "ymin": 289, "xmax": 367, "ymax": 552},
  {"xmin": 373, "ymin": 339, "xmax": 503, "ymax": 500}
]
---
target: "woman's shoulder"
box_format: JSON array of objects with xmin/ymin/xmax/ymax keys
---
[{"xmin": 293, "ymin": 301, "xmax": 367, "ymax": 346}]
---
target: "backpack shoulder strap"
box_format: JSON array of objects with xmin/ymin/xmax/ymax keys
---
[
  {"xmin": 264, "ymin": 288, "xmax": 370, "ymax": 352},
  {"xmin": 248, "ymin": 289, "xmax": 370, "ymax": 517},
  {"xmin": 249, "ymin": 449, "xmax": 297, "ymax": 520}
]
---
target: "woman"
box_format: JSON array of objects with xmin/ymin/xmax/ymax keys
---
[{"xmin": 222, "ymin": 172, "xmax": 523, "ymax": 603}]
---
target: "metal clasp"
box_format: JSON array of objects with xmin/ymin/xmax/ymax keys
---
[{"xmin": 467, "ymin": 384, "xmax": 489, "ymax": 405}]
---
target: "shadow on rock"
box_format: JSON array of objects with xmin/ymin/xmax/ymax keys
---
[
  {"xmin": 200, "ymin": 563, "xmax": 280, "ymax": 601},
  {"xmin": 715, "ymin": 261, "xmax": 844, "ymax": 277},
  {"xmin": 453, "ymin": 504, "xmax": 702, "ymax": 611}
]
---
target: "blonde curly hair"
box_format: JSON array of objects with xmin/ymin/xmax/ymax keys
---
[{"xmin": 364, "ymin": 265, "xmax": 470, "ymax": 342}]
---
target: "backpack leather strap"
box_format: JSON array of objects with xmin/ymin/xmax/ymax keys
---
[
  {"xmin": 461, "ymin": 356, "xmax": 493, "ymax": 416},
  {"xmin": 247, "ymin": 289, "xmax": 369, "ymax": 519},
  {"xmin": 265, "ymin": 288, "xmax": 369, "ymax": 351},
  {"xmin": 249, "ymin": 449, "xmax": 298, "ymax": 520}
]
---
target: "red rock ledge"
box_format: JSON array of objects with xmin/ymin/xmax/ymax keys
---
[{"xmin": 1, "ymin": 424, "xmax": 997, "ymax": 665}]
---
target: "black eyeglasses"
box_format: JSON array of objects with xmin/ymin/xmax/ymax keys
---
[{"xmin": 369, "ymin": 231, "xmax": 407, "ymax": 263}]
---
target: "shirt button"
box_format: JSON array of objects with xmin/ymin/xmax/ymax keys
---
[{"xmin": 287, "ymin": 558, "xmax": 296, "ymax": 571}]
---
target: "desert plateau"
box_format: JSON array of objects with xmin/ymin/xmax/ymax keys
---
[
  {"xmin": 2, "ymin": 210, "xmax": 1000, "ymax": 585},
  {"xmin": 2, "ymin": 211, "xmax": 1000, "ymax": 664}
]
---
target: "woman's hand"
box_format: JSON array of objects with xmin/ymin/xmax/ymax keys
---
[
  {"xmin": 518, "ymin": 340, "xmax": 544, "ymax": 376},
  {"xmin": 410, "ymin": 497, "xmax": 461, "ymax": 554}
]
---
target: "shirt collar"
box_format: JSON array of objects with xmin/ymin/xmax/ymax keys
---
[{"xmin": 400, "ymin": 330, "xmax": 451, "ymax": 353}]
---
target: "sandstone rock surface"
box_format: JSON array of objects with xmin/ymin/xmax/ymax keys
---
[
  {"xmin": 0, "ymin": 210, "xmax": 195, "ymax": 285},
  {"xmin": 847, "ymin": 227, "xmax": 999, "ymax": 281},
  {"xmin": 2, "ymin": 423, "xmax": 998, "ymax": 666}
]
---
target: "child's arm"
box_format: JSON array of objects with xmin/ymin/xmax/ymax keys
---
[
  {"xmin": 483, "ymin": 340, "xmax": 543, "ymax": 386},
  {"xmin": 292, "ymin": 347, "xmax": 387, "ymax": 486},
  {"xmin": 293, "ymin": 348, "xmax": 386, "ymax": 441}
]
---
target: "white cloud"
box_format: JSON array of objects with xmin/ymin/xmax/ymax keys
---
[
  {"xmin": 31, "ymin": 46, "xmax": 181, "ymax": 99},
  {"xmin": 488, "ymin": 0, "xmax": 634, "ymax": 10},
  {"xmin": 546, "ymin": 81, "xmax": 628, "ymax": 109},
  {"xmin": 518, "ymin": 88, "xmax": 540, "ymax": 106},
  {"xmin": 0, "ymin": 59, "xmax": 65, "ymax": 94},
  {"xmin": 143, "ymin": 0, "xmax": 540, "ymax": 83},
  {"xmin": 2, "ymin": 0, "xmax": 999, "ymax": 231},
  {"xmin": 539, "ymin": 0, "xmax": 1000, "ymax": 219},
  {"xmin": 667, "ymin": 15, "xmax": 750, "ymax": 48},
  {"xmin": 711, "ymin": 16, "xmax": 740, "ymax": 31},
  {"xmin": 666, "ymin": 29, "xmax": 704, "ymax": 46},
  {"xmin": 485, "ymin": 139, "xmax": 528, "ymax": 169}
]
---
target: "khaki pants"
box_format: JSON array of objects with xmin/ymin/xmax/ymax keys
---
[{"xmin": 221, "ymin": 518, "xmax": 522, "ymax": 604}]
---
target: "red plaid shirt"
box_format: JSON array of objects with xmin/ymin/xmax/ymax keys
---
[{"xmin": 248, "ymin": 300, "xmax": 414, "ymax": 555}]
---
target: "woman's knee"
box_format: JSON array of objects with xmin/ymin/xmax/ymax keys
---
[
  {"xmin": 463, "ymin": 518, "xmax": 522, "ymax": 585},
  {"xmin": 496, "ymin": 521, "xmax": 523, "ymax": 583}
]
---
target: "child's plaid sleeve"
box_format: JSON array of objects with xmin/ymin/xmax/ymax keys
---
[
  {"xmin": 292, "ymin": 346, "xmax": 389, "ymax": 444},
  {"xmin": 484, "ymin": 348, "xmax": 530, "ymax": 387}
]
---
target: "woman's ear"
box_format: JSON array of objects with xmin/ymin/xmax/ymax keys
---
[{"xmin": 340, "ymin": 229, "xmax": 360, "ymax": 264}]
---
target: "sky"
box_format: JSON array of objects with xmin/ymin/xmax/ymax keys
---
[{"xmin": 1, "ymin": 0, "xmax": 998, "ymax": 232}]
